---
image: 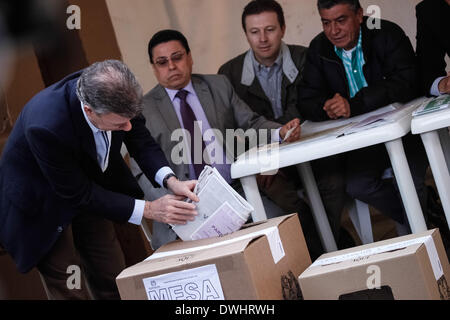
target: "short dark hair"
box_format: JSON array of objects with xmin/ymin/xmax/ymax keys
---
[
  {"xmin": 317, "ymin": 0, "xmax": 362, "ymax": 12},
  {"xmin": 148, "ymin": 29, "xmax": 191, "ymax": 64},
  {"xmin": 241, "ymin": 0, "xmax": 285, "ymax": 31},
  {"xmin": 76, "ymin": 60, "xmax": 143, "ymax": 118}
]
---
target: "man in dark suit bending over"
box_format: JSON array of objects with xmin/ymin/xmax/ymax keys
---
[{"xmin": 0, "ymin": 60, "xmax": 199, "ymax": 299}]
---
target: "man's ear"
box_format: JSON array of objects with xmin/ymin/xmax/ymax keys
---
[
  {"xmin": 281, "ymin": 24, "xmax": 286, "ymax": 38},
  {"xmin": 83, "ymin": 105, "xmax": 93, "ymax": 115},
  {"xmin": 188, "ymin": 52, "xmax": 193, "ymax": 67},
  {"xmin": 356, "ymin": 7, "xmax": 364, "ymax": 24}
]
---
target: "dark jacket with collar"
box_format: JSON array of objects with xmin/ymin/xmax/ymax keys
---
[
  {"xmin": 416, "ymin": 0, "xmax": 450, "ymax": 95},
  {"xmin": 218, "ymin": 44, "xmax": 307, "ymax": 124},
  {"xmin": 298, "ymin": 17, "xmax": 419, "ymax": 121},
  {"xmin": 0, "ymin": 71, "xmax": 169, "ymax": 273}
]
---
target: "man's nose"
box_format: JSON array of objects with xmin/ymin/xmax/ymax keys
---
[
  {"xmin": 331, "ymin": 22, "xmax": 340, "ymax": 35},
  {"xmin": 168, "ymin": 58, "xmax": 176, "ymax": 70},
  {"xmin": 260, "ymin": 31, "xmax": 268, "ymax": 42}
]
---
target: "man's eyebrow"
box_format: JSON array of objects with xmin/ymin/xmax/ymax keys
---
[
  {"xmin": 155, "ymin": 51, "xmax": 183, "ymax": 60},
  {"xmin": 321, "ymin": 14, "xmax": 347, "ymax": 22}
]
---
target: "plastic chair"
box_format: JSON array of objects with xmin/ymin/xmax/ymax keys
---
[
  {"xmin": 348, "ymin": 199, "xmax": 374, "ymax": 244},
  {"xmin": 346, "ymin": 168, "xmax": 409, "ymax": 244},
  {"xmin": 140, "ymin": 221, "xmax": 154, "ymax": 250}
]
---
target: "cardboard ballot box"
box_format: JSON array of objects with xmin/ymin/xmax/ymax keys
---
[
  {"xmin": 116, "ymin": 214, "xmax": 311, "ymax": 300},
  {"xmin": 298, "ymin": 229, "xmax": 450, "ymax": 300}
]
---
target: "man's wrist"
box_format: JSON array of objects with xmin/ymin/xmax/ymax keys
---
[
  {"xmin": 438, "ymin": 77, "xmax": 447, "ymax": 94},
  {"xmin": 163, "ymin": 173, "xmax": 177, "ymax": 189},
  {"xmin": 143, "ymin": 200, "xmax": 152, "ymax": 220}
]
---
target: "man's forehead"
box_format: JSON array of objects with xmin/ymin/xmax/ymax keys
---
[
  {"xmin": 319, "ymin": 3, "xmax": 355, "ymax": 19},
  {"xmin": 246, "ymin": 11, "xmax": 279, "ymax": 27},
  {"xmin": 153, "ymin": 40, "xmax": 184, "ymax": 57}
]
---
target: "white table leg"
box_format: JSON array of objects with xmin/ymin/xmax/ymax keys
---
[
  {"xmin": 297, "ymin": 162, "xmax": 338, "ymax": 252},
  {"xmin": 239, "ymin": 175, "xmax": 267, "ymax": 222},
  {"xmin": 438, "ymin": 127, "xmax": 450, "ymax": 172},
  {"xmin": 384, "ymin": 139, "xmax": 427, "ymax": 233},
  {"xmin": 421, "ymin": 131, "xmax": 450, "ymax": 230}
]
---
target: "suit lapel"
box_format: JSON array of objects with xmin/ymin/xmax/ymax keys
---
[
  {"xmin": 152, "ymin": 85, "xmax": 190, "ymax": 178},
  {"xmin": 152, "ymin": 85, "xmax": 182, "ymax": 133},
  {"xmin": 192, "ymin": 76, "xmax": 220, "ymax": 131},
  {"xmin": 247, "ymin": 78, "xmax": 271, "ymax": 103}
]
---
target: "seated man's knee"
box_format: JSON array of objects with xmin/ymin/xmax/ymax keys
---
[
  {"xmin": 317, "ymin": 172, "xmax": 345, "ymax": 194},
  {"xmin": 346, "ymin": 175, "xmax": 380, "ymax": 199}
]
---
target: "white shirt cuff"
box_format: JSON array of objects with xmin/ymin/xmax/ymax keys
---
[
  {"xmin": 430, "ymin": 76, "xmax": 446, "ymax": 96},
  {"xmin": 155, "ymin": 166, "xmax": 175, "ymax": 187},
  {"xmin": 271, "ymin": 128, "xmax": 282, "ymax": 143},
  {"xmin": 128, "ymin": 199, "xmax": 145, "ymax": 225}
]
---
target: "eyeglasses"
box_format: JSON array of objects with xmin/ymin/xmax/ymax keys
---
[{"xmin": 154, "ymin": 51, "xmax": 186, "ymax": 67}]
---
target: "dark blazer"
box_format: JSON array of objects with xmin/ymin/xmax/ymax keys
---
[
  {"xmin": 0, "ymin": 71, "xmax": 169, "ymax": 273},
  {"xmin": 299, "ymin": 17, "xmax": 419, "ymax": 121},
  {"xmin": 218, "ymin": 44, "xmax": 307, "ymax": 124},
  {"xmin": 416, "ymin": 0, "xmax": 450, "ymax": 95}
]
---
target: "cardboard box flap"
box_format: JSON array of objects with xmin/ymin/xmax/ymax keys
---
[
  {"xmin": 116, "ymin": 237, "xmax": 254, "ymax": 280},
  {"xmin": 301, "ymin": 244, "xmax": 420, "ymax": 278},
  {"xmin": 301, "ymin": 229, "xmax": 444, "ymax": 280},
  {"xmin": 117, "ymin": 214, "xmax": 296, "ymax": 280},
  {"xmin": 309, "ymin": 229, "xmax": 436, "ymax": 261},
  {"xmin": 149, "ymin": 213, "xmax": 294, "ymax": 260},
  {"xmin": 154, "ymin": 213, "xmax": 295, "ymax": 255}
]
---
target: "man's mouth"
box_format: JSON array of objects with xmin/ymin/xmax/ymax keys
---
[
  {"xmin": 332, "ymin": 36, "xmax": 345, "ymax": 43},
  {"xmin": 169, "ymin": 74, "xmax": 181, "ymax": 80}
]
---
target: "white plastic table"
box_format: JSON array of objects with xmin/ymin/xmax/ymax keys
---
[
  {"xmin": 231, "ymin": 97, "xmax": 428, "ymax": 252},
  {"xmin": 411, "ymin": 106, "xmax": 450, "ymax": 230}
]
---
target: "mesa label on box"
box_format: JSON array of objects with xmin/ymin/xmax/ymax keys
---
[{"xmin": 142, "ymin": 264, "xmax": 225, "ymax": 300}]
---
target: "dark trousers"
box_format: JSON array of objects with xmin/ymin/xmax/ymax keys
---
[
  {"xmin": 37, "ymin": 213, "xmax": 126, "ymax": 300},
  {"xmin": 345, "ymin": 133, "xmax": 429, "ymax": 225},
  {"xmin": 312, "ymin": 133, "xmax": 428, "ymax": 238},
  {"xmin": 312, "ymin": 154, "xmax": 349, "ymax": 240}
]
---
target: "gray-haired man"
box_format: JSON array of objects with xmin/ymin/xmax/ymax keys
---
[{"xmin": 0, "ymin": 60, "xmax": 199, "ymax": 299}]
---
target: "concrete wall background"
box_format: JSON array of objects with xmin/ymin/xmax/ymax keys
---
[{"xmin": 105, "ymin": 0, "xmax": 432, "ymax": 93}]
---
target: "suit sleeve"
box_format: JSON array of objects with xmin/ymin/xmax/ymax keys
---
[
  {"xmin": 26, "ymin": 126, "xmax": 135, "ymax": 223},
  {"xmin": 297, "ymin": 40, "xmax": 332, "ymax": 121},
  {"xmin": 416, "ymin": 4, "xmax": 448, "ymax": 95},
  {"xmin": 124, "ymin": 113, "xmax": 170, "ymax": 187},
  {"xmin": 349, "ymin": 23, "xmax": 419, "ymax": 116}
]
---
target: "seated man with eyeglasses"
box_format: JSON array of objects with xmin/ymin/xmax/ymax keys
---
[{"xmin": 129, "ymin": 29, "xmax": 324, "ymax": 260}]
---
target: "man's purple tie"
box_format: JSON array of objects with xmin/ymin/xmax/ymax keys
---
[{"xmin": 176, "ymin": 89, "xmax": 206, "ymax": 178}]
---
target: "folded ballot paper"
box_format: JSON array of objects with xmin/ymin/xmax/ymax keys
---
[{"xmin": 170, "ymin": 166, "xmax": 254, "ymax": 241}]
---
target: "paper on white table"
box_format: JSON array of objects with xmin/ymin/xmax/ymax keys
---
[
  {"xmin": 412, "ymin": 95, "xmax": 450, "ymax": 117},
  {"xmin": 336, "ymin": 109, "xmax": 398, "ymax": 136}
]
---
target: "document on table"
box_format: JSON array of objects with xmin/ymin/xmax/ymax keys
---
[
  {"xmin": 299, "ymin": 123, "xmax": 355, "ymax": 142},
  {"xmin": 298, "ymin": 105, "xmax": 398, "ymax": 140},
  {"xmin": 171, "ymin": 166, "xmax": 253, "ymax": 241},
  {"xmin": 412, "ymin": 95, "xmax": 450, "ymax": 116},
  {"xmin": 336, "ymin": 109, "xmax": 398, "ymax": 136}
]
